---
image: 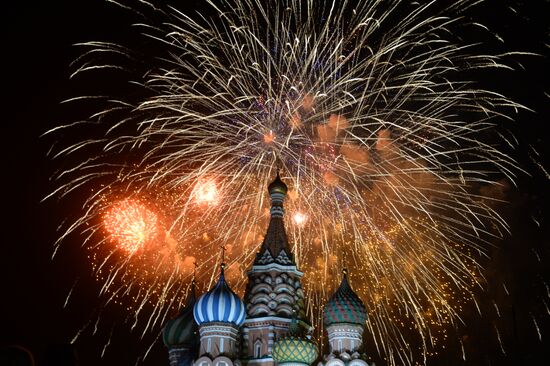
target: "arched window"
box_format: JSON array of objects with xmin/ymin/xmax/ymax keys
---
[{"xmin": 254, "ymin": 339, "xmax": 262, "ymax": 358}]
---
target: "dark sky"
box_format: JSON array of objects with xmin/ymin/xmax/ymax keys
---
[{"xmin": 2, "ymin": 1, "xmax": 549, "ymax": 366}]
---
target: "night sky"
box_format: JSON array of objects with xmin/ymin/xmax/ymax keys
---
[{"xmin": 2, "ymin": 1, "xmax": 550, "ymax": 366}]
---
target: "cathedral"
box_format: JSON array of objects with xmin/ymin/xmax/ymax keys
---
[{"xmin": 162, "ymin": 174, "xmax": 374, "ymax": 366}]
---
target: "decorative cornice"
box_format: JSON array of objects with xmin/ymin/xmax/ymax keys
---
[
  {"xmin": 194, "ymin": 355, "xmax": 238, "ymax": 366},
  {"xmin": 243, "ymin": 357, "xmax": 275, "ymax": 364},
  {"xmin": 248, "ymin": 263, "xmax": 303, "ymax": 276},
  {"xmin": 326, "ymin": 323, "xmax": 364, "ymax": 335},
  {"xmin": 199, "ymin": 323, "xmax": 240, "ymax": 339},
  {"xmin": 242, "ymin": 316, "xmax": 294, "ymax": 328}
]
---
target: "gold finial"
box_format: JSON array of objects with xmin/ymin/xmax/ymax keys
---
[
  {"xmin": 341, "ymin": 253, "xmax": 348, "ymax": 277},
  {"xmin": 220, "ymin": 245, "xmax": 227, "ymax": 265},
  {"xmin": 192, "ymin": 260, "xmax": 198, "ymax": 284}
]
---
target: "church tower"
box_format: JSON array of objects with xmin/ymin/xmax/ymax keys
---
[
  {"xmin": 163, "ymin": 280, "xmax": 200, "ymax": 366},
  {"xmin": 162, "ymin": 174, "xmax": 378, "ymax": 366},
  {"xmin": 240, "ymin": 173, "xmax": 309, "ymax": 366},
  {"xmin": 193, "ymin": 263, "xmax": 246, "ymax": 366},
  {"xmin": 319, "ymin": 269, "xmax": 372, "ymax": 366}
]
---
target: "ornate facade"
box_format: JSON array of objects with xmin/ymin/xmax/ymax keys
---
[{"xmin": 163, "ymin": 174, "xmax": 375, "ymax": 366}]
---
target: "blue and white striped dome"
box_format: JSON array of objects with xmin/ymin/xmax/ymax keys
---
[{"xmin": 193, "ymin": 269, "xmax": 246, "ymax": 326}]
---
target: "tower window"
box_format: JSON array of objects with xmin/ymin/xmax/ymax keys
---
[{"xmin": 254, "ymin": 340, "xmax": 262, "ymax": 358}]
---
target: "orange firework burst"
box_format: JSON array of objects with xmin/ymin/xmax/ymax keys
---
[
  {"xmin": 263, "ymin": 130, "xmax": 276, "ymax": 144},
  {"xmin": 45, "ymin": 0, "xmax": 545, "ymax": 364},
  {"xmin": 103, "ymin": 199, "xmax": 160, "ymax": 253},
  {"xmin": 292, "ymin": 212, "xmax": 308, "ymax": 226},
  {"xmin": 192, "ymin": 179, "xmax": 219, "ymax": 205}
]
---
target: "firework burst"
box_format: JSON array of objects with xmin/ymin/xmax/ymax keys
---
[
  {"xmin": 45, "ymin": 0, "xmax": 535, "ymax": 364},
  {"xmin": 103, "ymin": 199, "xmax": 160, "ymax": 253}
]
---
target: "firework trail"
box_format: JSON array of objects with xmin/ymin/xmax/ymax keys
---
[{"xmin": 45, "ymin": 0, "xmax": 535, "ymax": 364}]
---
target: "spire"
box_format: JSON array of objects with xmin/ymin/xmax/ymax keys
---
[
  {"xmin": 219, "ymin": 245, "xmax": 227, "ymax": 280},
  {"xmin": 342, "ymin": 266, "xmax": 348, "ymax": 281},
  {"xmin": 185, "ymin": 261, "xmax": 198, "ymax": 306},
  {"xmin": 254, "ymin": 172, "xmax": 293, "ymax": 265},
  {"xmin": 186, "ymin": 278, "xmax": 197, "ymax": 307}
]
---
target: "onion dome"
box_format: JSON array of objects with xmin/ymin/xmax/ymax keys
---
[
  {"xmin": 268, "ymin": 171, "xmax": 288, "ymax": 195},
  {"xmin": 323, "ymin": 270, "xmax": 367, "ymax": 326},
  {"xmin": 163, "ymin": 282, "xmax": 199, "ymax": 348},
  {"xmin": 193, "ymin": 265, "xmax": 246, "ymax": 326},
  {"xmin": 272, "ymin": 336, "xmax": 318, "ymax": 365},
  {"xmin": 272, "ymin": 320, "xmax": 318, "ymax": 365}
]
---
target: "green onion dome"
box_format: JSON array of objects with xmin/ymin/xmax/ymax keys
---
[
  {"xmin": 323, "ymin": 271, "xmax": 367, "ymax": 327},
  {"xmin": 163, "ymin": 286, "xmax": 199, "ymax": 348},
  {"xmin": 272, "ymin": 335, "xmax": 318, "ymax": 365}
]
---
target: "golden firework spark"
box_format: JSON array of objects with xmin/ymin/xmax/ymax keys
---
[
  {"xmin": 103, "ymin": 199, "xmax": 160, "ymax": 253},
  {"xmin": 45, "ymin": 0, "xmax": 536, "ymax": 364}
]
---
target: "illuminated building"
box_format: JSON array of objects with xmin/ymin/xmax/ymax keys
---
[{"xmin": 163, "ymin": 174, "xmax": 374, "ymax": 366}]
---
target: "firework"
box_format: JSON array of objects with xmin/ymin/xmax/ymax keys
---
[
  {"xmin": 292, "ymin": 212, "xmax": 308, "ymax": 227},
  {"xmin": 46, "ymin": 0, "xmax": 533, "ymax": 364},
  {"xmin": 192, "ymin": 179, "xmax": 220, "ymax": 206},
  {"xmin": 103, "ymin": 199, "xmax": 160, "ymax": 253}
]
